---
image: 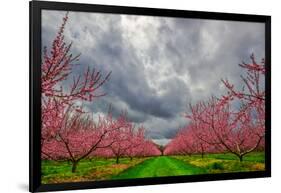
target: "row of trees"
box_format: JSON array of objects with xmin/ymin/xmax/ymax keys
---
[
  {"xmin": 164, "ymin": 54, "xmax": 265, "ymax": 161},
  {"xmin": 42, "ymin": 109, "xmax": 161, "ymax": 172},
  {"xmin": 41, "ymin": 13, "xmax": 160, "ymax": 173}
]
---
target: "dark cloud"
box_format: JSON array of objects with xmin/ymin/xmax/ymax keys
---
[{"xmin": 42, "ymin": 11, "xmax": 265, "ymax": 145}]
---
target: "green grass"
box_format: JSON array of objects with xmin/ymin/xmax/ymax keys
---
[
  {"xmin": 112, "ymin": 156, "xmax": 206, "ymax": 179},
  {"xmin": 173, "ymin": 152, "xmax": 265, "ymax": 174},
  {"xmin": 41, "ymin": 157, "xmax": 147, "ymax": 184},
  {"xmin": 42, "ymin": 152, "xmax": 265, "ymax": 183},
  {"xmin": 203, "ymin": 152, "xmax": 264, "ymax": 162}
]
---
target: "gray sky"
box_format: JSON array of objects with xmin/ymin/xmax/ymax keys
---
[{"xmin": 42, "ymin": 10, "xmax": 265, "ymax": 145}]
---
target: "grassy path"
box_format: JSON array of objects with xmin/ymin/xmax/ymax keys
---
[
  {"xmin": 112, "ymin": 156, "xmax": 206, "ymax": 179},
  {"xmin": 42, "ymin": 152, "xmax": 264, "ymax": 183}
]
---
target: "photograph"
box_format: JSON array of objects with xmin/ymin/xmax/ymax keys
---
[{"xmin": 40, "ymin": 10, "xmax": 266, "ymax": 184}]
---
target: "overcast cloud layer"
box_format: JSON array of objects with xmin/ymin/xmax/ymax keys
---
[{"xmin": 42, "ymin": 10, "xmax": 265, "ymax": 145}]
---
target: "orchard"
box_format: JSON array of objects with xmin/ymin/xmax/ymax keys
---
[{"xmin": 41, "ymin": 13, "xmax": 265, "ymax": 184}]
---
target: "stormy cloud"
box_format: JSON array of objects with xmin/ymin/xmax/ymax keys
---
[{"xmin": 42, "ymin": 10, "xmax": 265, "ymax": 145}]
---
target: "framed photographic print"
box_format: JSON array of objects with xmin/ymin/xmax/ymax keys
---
[{"xmin": 30, "ymin": 0, "xmax": 271, "ymax": 192}]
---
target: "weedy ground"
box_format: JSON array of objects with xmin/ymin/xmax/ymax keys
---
[{"xmin": 42, "ymin": 152, "xmax": 265, "ymax": 184}]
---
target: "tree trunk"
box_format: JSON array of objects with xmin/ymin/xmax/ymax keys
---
[
  {"xmin": 239, "ymin": 155, "xmax": 243, "ymax": 162},
  {"xmin": 116, "ymin": 156, "xmax": 119, "ymax": 164},
  {"xmin": 72, "ymin": 161, "xmax": 78, "ymax": 173},
  {"xmin": 201, "ymin": 145, "xmax": 204, "ymax": 158},
  {"xmin": 130, "ymin": 157, "xmax": 133, "ymax": 161}
]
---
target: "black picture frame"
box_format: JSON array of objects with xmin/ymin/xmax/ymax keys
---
[{"xmin": 29, "ymin": 1, "xmax": 271, "ymax": 192}]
